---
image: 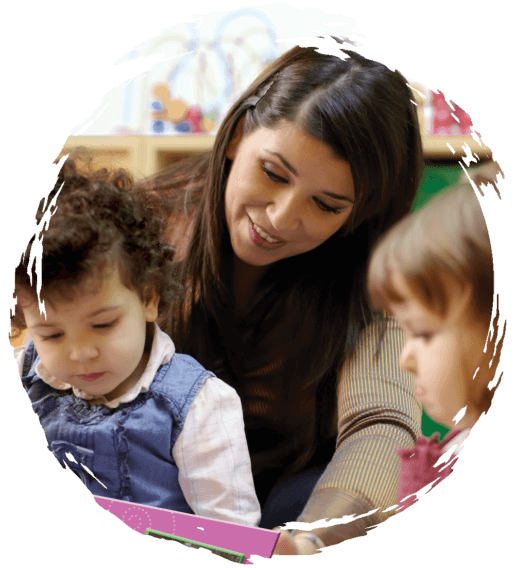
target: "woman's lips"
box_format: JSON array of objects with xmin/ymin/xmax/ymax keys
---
[
  {"xmin": 80, "ymin": 373, "xmax": 105, "ymax": 382},
  {"xmin": 249, "ymin": 219, "xmax": 285, "ymax": 248}
]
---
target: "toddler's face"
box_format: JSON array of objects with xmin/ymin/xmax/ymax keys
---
[
  {"xmin": 20, "ymin": 267, "xmax": 159, "ymax": 402},
  {"xmin": 389, "ymin": 273, "xmax": 487, "ymax": 430}
]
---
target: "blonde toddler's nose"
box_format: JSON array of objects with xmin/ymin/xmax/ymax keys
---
[{"xmin": 400, "ymin": 342, "xmax": 416, "ymax": 375}]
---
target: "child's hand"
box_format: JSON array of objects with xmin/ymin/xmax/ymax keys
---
[
  {"xmin": 273, "ymin": 529, "xmax": 299, "ymax": 554},
  {"xmin": 272, "ymin": 528, "xmax": 322, "ymax": 555}
]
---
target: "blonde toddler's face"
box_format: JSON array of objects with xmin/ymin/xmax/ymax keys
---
[{"xmin": 389, "ymin": 273, "xmax": 488, "ymax": 430}]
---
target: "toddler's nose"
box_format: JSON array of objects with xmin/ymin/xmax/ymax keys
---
[{"xmin": 69, "ymin": 344, "xmax": 99, "ymax": 362}]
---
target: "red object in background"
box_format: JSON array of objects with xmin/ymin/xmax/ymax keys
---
[
  {"xmin": 453, "ymin": 104, "xmax": 473, "ymax": 135},
  {"xmin": 431, "ymin": 91, "xmax": 474, "ymax": 136},
  {"xmin": 185, "ymin": 105, "xmax": 203, "ymax": 133}
]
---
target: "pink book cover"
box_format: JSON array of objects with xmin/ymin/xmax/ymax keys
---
[{"xmin": 94, "ymin": 495, "xmax": 280, "ymax": 564}]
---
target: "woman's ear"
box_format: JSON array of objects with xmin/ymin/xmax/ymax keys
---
[{"xmin": 226, "ymin": 118, "xmax": 245, "ymax": 161}]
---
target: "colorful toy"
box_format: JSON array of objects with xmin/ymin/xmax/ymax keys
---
[{"xmin": 150, "ymin": 82, "xmax": 218, "ymax": 134}]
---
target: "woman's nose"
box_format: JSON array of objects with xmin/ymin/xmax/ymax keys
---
[
  {"xmin": 267, "ymin": 190, "xmax": 302, "ymax": 232},
  {"xmin": 69, "ymin": 343, "xmax": 99, "ymax": 362}
]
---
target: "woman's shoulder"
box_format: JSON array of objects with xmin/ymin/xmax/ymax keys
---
[{"xmin": 345, "ymin": 314, "xmax": 405, "ymax": 366}]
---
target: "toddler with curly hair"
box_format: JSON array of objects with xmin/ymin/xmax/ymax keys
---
[{"xmin": 11, "ymin": 158, "xmax": 260, "ymax": 526}]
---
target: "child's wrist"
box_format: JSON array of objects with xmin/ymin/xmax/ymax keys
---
[{"xmin": 292, "ymin": 531, "xmax": 325, "ymax": 554}]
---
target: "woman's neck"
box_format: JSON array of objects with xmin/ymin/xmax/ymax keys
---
[{"xmin": 232, "ymin": 256, "xmax": 268, "ymax": 312}]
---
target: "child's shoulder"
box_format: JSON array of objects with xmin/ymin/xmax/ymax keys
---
[
  {"xmin": 154, "ymin": 352, "xmax": 239, "ymax": 405},
  {"xmin": 14, "ymin": 344, "xmax": 27, "ymax": 377},
  {"xmin": 14, "ymin": 342, "xmax": 38, "ymax": 378},
  {"xmin": 170, "ymin": 351, "xmax": 209, "ymax": 371}
]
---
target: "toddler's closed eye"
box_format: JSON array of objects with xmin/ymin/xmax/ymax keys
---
[{"xmin": 93, "ymin": 320, "xmax": 118, "ymax": 329}]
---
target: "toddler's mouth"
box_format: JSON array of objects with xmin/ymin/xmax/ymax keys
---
[{"xmin": 81, "ymin": 373, "xmax": 105, "ymax": 382}]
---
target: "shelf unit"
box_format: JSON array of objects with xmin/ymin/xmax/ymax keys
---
[{"xmin": 57, "ymin": 134, "xmax": 492, "ymax": 180}]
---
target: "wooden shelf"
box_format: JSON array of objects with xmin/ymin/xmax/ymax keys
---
[
  {"xmin": 422, "ymin": 136, "xmax": 491, "ymax": 159},
  {"xmin": 58, "ymin": 135, "xmax": 215, "ymax": 179},
  {"xmin": 58, "ymin": 135, "xmax": 491, "ymax": 179}
]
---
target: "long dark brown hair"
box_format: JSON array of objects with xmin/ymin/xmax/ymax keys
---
[{"xmin": 142, "ymin": 42, "xmax": 424, "ymax": 471}]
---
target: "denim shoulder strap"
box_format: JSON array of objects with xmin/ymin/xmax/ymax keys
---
[{"xmin": 21, "ymin": 342, "xmax": 39, "ymax": 378}]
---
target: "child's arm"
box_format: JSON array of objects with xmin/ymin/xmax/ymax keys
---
[{"xmin": 172, "ymin": 377, "xmax": 261, "ymax": 527}]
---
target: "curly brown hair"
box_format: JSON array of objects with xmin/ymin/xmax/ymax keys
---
[{"xmin": 12, "ymin": 156, "xmax": 179, "ymax": 336}]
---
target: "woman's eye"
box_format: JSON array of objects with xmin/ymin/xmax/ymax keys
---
[
  {"xmin": 261, "ymin": 163, "xmax": 288, "ymax": 184},
  {"xmin": 261, "ymin": 163, "xmax": 345, "ymax": 215},
  {"xmin": 313, "ymin": 197, "xmax": 342, "ymax": 215}
]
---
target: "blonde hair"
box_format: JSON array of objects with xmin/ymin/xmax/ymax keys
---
[
  {"xmin": 368, "ymin": 178, "xmax": 506, "ymax": 418},
  {"xmin": 367, "ymin": 183, "xmax": 493, "ymax": 327}
]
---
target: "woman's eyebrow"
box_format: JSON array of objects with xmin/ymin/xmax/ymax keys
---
[
  {"xmin": 264, "ymin": 149, "xmax": 298, "ymax": 176},
  {"xmin": 322, "ymin": 191, "xmax": 355, "ymax": 204},
  {"xmin": 264, "ymin": 149, "xmax": 355, "ymax": 204}
]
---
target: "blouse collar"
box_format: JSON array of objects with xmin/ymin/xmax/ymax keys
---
[{"xmin": 443, "ymin": 428, "xmax": 471, "ymax": 455}]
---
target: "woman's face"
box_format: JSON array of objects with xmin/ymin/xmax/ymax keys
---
[{"xmin": 224, "ymin": 120, "xmax": 355, "ymax": 268}]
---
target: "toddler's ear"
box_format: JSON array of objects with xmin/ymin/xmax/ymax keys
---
[{"xmin": 144, "ymin": 288, "xmax": 160, "ymax": 322}]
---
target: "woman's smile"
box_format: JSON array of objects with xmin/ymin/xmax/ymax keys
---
[{"xmin": 249, "ymin": 217, "xmax": 286, "ymax": 248}]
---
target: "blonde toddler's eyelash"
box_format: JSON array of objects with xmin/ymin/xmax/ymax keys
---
[{"xmin": 414, "ymin": 332, "xmax": 433, "ymax": 341}]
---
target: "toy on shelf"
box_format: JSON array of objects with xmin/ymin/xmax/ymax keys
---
[{"xmin": 150, "ymin": 82, "xmax": 218, "ymax": 135}]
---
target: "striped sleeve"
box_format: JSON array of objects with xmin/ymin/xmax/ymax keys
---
[{"xmin": 297, "ymin": 316, "xmax": 421, "ymax": 546}]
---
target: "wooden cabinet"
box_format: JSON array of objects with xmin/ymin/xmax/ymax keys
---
[
  {"xmin": 58, "ymin": 135, "xmax": 491, "ymax": 181},
  {"xmin": 57, "ymin": 136, "xmax": 213, "ymax": 181}
]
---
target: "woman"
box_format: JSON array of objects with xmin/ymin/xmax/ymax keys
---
[{"xmin": 142, "ymin": 41, "xmax": 424, "ymax": 553}]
